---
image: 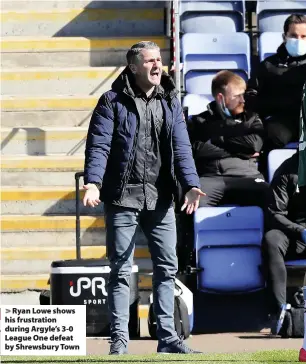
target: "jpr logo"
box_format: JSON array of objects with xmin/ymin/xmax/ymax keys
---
[{"xmin": 69, "ymin": 277, "xmax": 108, "ymax": 297}]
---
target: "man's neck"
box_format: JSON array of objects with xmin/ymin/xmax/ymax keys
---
[{"xmin": 135, "ymin": 80, "xmax": 155, "ymax": 97}]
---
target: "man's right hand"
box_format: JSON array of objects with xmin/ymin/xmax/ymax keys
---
[{"xmin": 83, "ymin": 184, "xmax": 101, "ymax": 207}]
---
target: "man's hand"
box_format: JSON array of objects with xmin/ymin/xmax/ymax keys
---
[
  {"xmin": 181, "ymin": 187, "xmax": 206, "ymax": 215},
  {"xmin": 83, "ymin": 184, "xmax": 101, "ymax": 207}
]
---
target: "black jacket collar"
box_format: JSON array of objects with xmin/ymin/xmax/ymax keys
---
[
  {"xmin": 276, "ymin": 42, "xmax": 306, "ymax": 65},
  {"xmin": 206, "ymin": 100, "xmax": 247, "ymax": 123}
]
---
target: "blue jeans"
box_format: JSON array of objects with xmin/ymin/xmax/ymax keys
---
[{"xmin": 105, "ymin": 204, "xmax": 179, "ymax": 344}]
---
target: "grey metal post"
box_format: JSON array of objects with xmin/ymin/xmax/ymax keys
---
[
  {"xmin": 173, "ymin": 0, "xmax": 181, "ymax": 100},
  {"xmin": 165, "ymin": 0, "xmax": 172, "ymax": 37}
]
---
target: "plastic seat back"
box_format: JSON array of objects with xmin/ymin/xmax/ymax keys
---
[
  {"xmin": 257, "ymin": 1, "xmax": 306, "ymax": 32},
  {"xmin": 180, "ymin": 0, "xmax": 245, "ymax": 33},
  {"xmin": 182, "ymin": 33, "xmax": 250, "ymax": 74},
  {"xmin": 183, "ymin": 94, "xmax": 213, "ymax": 117},
  {"xmin": 182, "ymin": 33, "xmax": 250, "ymax": 93},
  {"xmin": 194, "ymin": 206, "xmax": 265, "ymax": 294},
  {"xmin": 185, "ymin": 69, "xmax": 248, "ymax": 95},
  {"xmin": 258, "ymin": 32, "xmax": 283, "ymax": 61},
  {"xmin": 268, "ymin": 149, "xmax": 297, "ymax": 183},
  {"xmin": 286, "ymin": 260, "xmax": 306, "ymax": 268}
]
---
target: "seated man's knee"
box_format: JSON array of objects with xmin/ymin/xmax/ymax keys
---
[{"xmin": 199, "ymin": 177, "xmax": 225, "ymax": 207}]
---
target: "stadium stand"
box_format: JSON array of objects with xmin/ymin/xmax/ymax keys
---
[
  {"xmin": 180, "ymin": 4, "xmax": 305, "ymax": 335},
  {"xmin": 1, "ymin": 0, "xmax": 305, "ymax": 335}
]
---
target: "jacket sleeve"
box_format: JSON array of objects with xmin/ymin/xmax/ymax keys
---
[
  {"xmin": 188, "ymin": 114, "xmax": 231, "ymax": 160},
  {"xmin": 245, "ymin": 65, "xmax": 261, "ymax": 113},
  {"xmin": 246, "ymin": 61, "xmax": 298, "ymax": 117},
  {"xmin": 84, "ymin": 94, "xmax": 115, "ymax": 186},
  {"xmin": 268, "ymin": 171, "xmax": 305, "ymax": 240},
  {"xmin": 172, "ymin": 98, "xmax": 201, "ymax": 192},
  {"xmin": 221, "ymin": 115, "xmax": 264, "ymax": 155},
  {"xmin": 193, "ymin": 140, "xmax": 231, "ymax": 160},
  {"xmin": 245, "ymin": 61, "xmax": 273, "ymax": 115}
]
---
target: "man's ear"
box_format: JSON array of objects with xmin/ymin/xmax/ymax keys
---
[
  {"xmin": 216, "ymin": 93, "xmax": 223, "ymax": 104},
  {"xmin": 129, "ymin": 64, "xmax": 137, "ymax": 74}
]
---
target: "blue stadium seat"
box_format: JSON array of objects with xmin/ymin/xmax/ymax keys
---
[
  {"xmin": 257, "ymin": 1, "xmax": 306, "ymax": 33},
  {"xmin": 194, "ymin": 206, "xmax": 265, "ymax": 294},
  {"xmin": 258, "ymin": 32, "xmax": 283, "ymax": 61},
  {"xmin": 185, "ymin": 69, "xmax": 249, "ymax": 95},
  {"xmin": 286, "ymin": 260, "xmax": 306, "ymax": 267},
  {"xmin": 285, "ymin": 142, "xmax": 299, "ymax": 149},
  {"xmin": 180, "ymin": 0, "xmax": 245, "ymax": 33},
  {"xmin": 182, "ymin": 33, "xmax": 251, "ymax": 94},
  {"xmin": 267, "ymin": 149, "xmax": 297, "ymax": 183},
  {"xmin": 183, "ymin": 94, "xmax": 213, "ymax": 118}
]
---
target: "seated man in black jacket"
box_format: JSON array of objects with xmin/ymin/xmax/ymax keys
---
[
  {"xmin": 188, "ymin": 70, "xmax": 269, "ymax": 208},
  {"xmin": 262, "ymin": 152, "xmax": 306, "ymax": 335},
  {"xmin": 247, "ymin": 14, "xmax": 306, "ymax": 150}
]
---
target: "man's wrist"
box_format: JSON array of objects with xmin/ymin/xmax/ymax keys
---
[
  {"xmin": 184, "ymin": 186, "xmax": 197, "ymax": 194},
  {"xmin": 88, "ymin": 182, "xmax": 102, "ymax": 190}
]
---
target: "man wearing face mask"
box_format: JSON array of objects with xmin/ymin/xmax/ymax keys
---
[
  {"xmin": 188, "ymin": 71, "xmax": 269, "ymax": 208},
  {"xmin": 247, "ymin": 14, "xmax": 306, "ymax": 150}
]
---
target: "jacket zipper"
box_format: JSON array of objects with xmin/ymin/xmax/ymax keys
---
[
  {"xmin": 119, "ymin": 96, "xmax": 140, "ymax": 200},
  {"xmin": 168, "ymin": 101, "xmax": 176, "ymax": 182}
]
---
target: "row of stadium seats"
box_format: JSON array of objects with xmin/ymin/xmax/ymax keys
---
[
  {"xmin": 194, "ymin": 149, "xmax": 306, "ymax": 294},
  {"xmin": 180, "ymin": 2, "xmax": 306, "ymax": 295},
  {"xmin": 182, "ymin": 32, "xmax": 250, "ymax": 115},
  {"xmin": 182, "ymin": 32, "xmax": 284, "ymax": 116},
  {"xmin": 180, "ymin": 1, "xmax": 306, "ymax": 116},
  {"xmin": 180, "ymin": 0, "xmax": 306, "ymax": 33}
]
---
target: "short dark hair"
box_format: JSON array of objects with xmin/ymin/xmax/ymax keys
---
[
  {"xmin": 284, "ymin": 14, "xmax": 306, "ymax": 34},
  {"xmin": 126, "ymin": 41, "xmax": 160, "ymax": 65},
  {"xmin": 211, "ymin": 70, "xmax": 246, "ymax": 98}
]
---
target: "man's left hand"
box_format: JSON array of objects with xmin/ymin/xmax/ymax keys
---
[
  {"xmin": 181, "ymin": 187, "xmax": 206, "ymax": 215},
  {"xmin": 251, "ymin": 152, "xmax": 260, "ymax": 158}
]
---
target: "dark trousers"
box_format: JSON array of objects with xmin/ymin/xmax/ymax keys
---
[
  {"xmin": 105, "ymin": 204, "xmax": 178, "ymax": 344},
  {"xmin": 262, "ymin": 229, "xmax": 306, "ymax": 314},
  {"xmin": 199, "ymin": 175, "xmax": 269, "ymax": 210}
]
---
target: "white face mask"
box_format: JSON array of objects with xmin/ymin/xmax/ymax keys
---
[{"xmin": 285, "ymin": 37, "xmax": 306, "ymax": 57}]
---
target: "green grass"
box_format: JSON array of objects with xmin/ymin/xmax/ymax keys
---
[{"xmin": 0, "ymin": 350, "xmax": 300, "ymax": 364}]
